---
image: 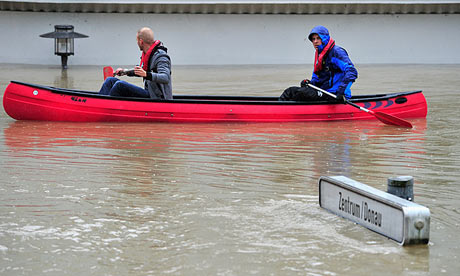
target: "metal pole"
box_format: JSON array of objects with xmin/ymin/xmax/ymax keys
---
[
  {"xmin": 61, "ymin": 55, "xmax": 68, "ymax": 69},
  {"xmin": 387, "ymin": 176, "xmax": 414, "ymax": 201}
]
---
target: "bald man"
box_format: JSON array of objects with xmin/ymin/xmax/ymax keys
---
[{"xmin": 99, "ymin": 27, "xmax": 172, "ymax": 100}]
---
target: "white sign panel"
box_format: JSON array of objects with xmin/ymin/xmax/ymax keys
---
[{"xmin": 319, "ymin": 176, "xmax": 430, "ymax": 245}]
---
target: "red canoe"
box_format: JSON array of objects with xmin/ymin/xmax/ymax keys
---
[{"xmin": 3, "ymin": 81, "xmax": 427, "ymax": 123}]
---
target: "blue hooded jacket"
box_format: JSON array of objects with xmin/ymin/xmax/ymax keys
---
[{"xmin": 308, "ymin": 26, "xmax": 358, "ymax": 98}]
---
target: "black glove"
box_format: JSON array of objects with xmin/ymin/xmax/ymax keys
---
[
  {"xmin": 300, "ymin": 79, "xmax": 310, "ymax": 87},
  {"xmin": 335, "ymin": 92, "xmax": 346, "ymax": 104}
]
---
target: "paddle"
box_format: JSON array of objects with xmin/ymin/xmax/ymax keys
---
[
  {"xmin": 103, "ymin": 66, "xmax": 136, "ymax": 80},
  {"xmin": 103, "ymin": 66, "xmax": 114, "ymax": 80},
  {"xmin": 307, "ymin": 83, "xmax": 413, "ymax": 128}
]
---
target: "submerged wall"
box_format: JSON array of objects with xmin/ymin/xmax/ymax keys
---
[{"xmin": 1, "ymin": 1, "xmax": 459, "ymax": 65}]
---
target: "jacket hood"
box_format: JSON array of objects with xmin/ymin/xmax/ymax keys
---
[
  {"xmin": 157, "ymin": 42, "xmax": 168, "ymax": 53},
  {"xmin": 308, "ymin": 25, "xmax": 331, "ymax": 52}
]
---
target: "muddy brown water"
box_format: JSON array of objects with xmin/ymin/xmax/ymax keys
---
[{"xmin": 1, "ymin": 64, "xmax": 459, "ymax": 275}]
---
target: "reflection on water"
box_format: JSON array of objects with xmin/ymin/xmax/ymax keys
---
[
  {"xmin": 1, "ymin": 64, "xmax": 460, "ymax": 275},
  {"xmin": 53, "ymin": 69, "xmax": 74, "ymax": 89}
]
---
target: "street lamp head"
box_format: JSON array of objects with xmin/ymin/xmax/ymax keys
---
[{"xmin": 40, "ymin": 25, "xmax": 88, "ymax": 69}]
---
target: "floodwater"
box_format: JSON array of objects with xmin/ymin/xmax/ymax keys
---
[{"xmin": 0, "ymin": 63, "xmax": 459, "ymax": 275}]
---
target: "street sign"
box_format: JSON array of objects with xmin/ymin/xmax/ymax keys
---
[{"xmin": 319, "ymin": 176, "xmax": 430, "ymax": 245}]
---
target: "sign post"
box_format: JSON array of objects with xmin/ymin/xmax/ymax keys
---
[{"xmin": 319, "ymin": 176, "xmax": 430, "ymax": 245}]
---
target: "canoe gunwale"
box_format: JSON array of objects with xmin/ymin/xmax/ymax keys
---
[{"xmin": 9, "ymin": 80, "xmax": 423, "ymax": 106}]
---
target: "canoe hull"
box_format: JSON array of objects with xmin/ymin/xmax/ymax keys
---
[{"xmin": 3, "ymin": 81, "xmax": 427, "ymax": 123}]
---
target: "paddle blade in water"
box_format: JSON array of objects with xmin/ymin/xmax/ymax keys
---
[
  {"xmin": 374, "ymin": 111, "xmax": 413, "ymax": 128},
  {"xmin": 103, "ymin": 66, "xmax": 114, "ymax": 80}
]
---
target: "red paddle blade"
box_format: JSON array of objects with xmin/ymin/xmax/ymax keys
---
[
  {"xmin": 103, "ymin": 66, "xmax": 114, "ymax": 80},
  {"xmin": 374, "ymin": 111, "xmax": 413, "ymax": 128}
]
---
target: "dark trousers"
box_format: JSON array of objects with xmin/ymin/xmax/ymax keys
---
[
  {"xmin": 99, "ymin": 77, "xmax": 150, "ymax": 98},
  {"xmin": 279, "ymin": 86, "xmax": 328, "ymax": 102}
]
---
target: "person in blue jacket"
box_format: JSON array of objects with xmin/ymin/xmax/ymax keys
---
[{"xmin": 279, "ymin": 25, "xmax": 358, "ymax": 102}]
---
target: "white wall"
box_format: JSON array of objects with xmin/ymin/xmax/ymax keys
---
[{"xmin": 1, "ymin": 11, "xmax": 459, "ymax": 65}]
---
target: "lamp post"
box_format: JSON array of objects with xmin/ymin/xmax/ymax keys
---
[{"xmin": 40, "ymin": 25, "xmax": 88, "ymax": 69}]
